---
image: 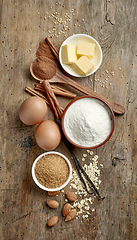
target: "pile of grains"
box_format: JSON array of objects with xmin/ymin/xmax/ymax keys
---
[
  {"xmin": 43, "ymin": 3, "xmax": 88, "ymax": 39},
  {"xmin": 35, "ymin": 154, "xmax": 69, "ymax": 188},
  {"xmin": 68, "ymin": 150, "xmax": 103, "ymax": 219}
]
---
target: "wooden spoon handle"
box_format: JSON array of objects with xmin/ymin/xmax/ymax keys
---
[
  {"xmin": 55, "ymin": 69, "xmax": 125, "ymax": 115},
  {"xmin": 44, "ymin": 38, "xmax": 125, "ymax": 114}
]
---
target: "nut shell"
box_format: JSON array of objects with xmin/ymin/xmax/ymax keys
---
[
  {"xmin": 48, "ymin": 190, "xmax": 60, "ymax": 196},
  {"xmin": 47, "ymin": 216, "xmax": 58, "ymax": 227},
  {"xmin": 47, "ymin": 200, "xmax": 59, "ymax": 209},
  {"xmin": 62, "ymin": 203, "xmax": 71, "ymax": 216},
  {"xmin": 65, "ymin": 209, "xmax": 77, "ymax": 221},
  {"xmin": 66, "ymin": 191, "xmax": 77, "ymax": 202}
]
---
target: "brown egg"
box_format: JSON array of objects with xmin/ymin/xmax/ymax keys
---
[
  {"xmin": 19, "ymin": 96, "xmax": 47, "ymax": 125},
  {"xmin": 35, "ymin": 120, "xmax": 61, "ymax": 151}
]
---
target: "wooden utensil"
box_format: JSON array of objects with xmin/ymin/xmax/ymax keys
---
[
  {"xmin": 30, "ymin": 57, "xmax": 125, "ymax": 115},
  {"xmin": 42, "ymin": 79, "xmax": 105, "ymax": 199}
]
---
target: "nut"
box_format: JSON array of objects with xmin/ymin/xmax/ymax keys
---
[
  {"xmin": 47, "ymin": 200, "xmax": 59, "ymax": 209},
  {"xmin": 47, "ymin": 216, "xmax": 58, "ymax": 227},
  {"xmin": 66, "ymin": 191, "xmax": 77, "ymax": 202},
  {"xmin": 65, "ymin": 209, "xmax": 77, "ymax": 221},
  {"xmin": 48, "ymin": 190, "xmax": 60, "ymax": 196},
  {"xmin": 62, "ymin": 203, "xmax": 71, "ymax": 216}
]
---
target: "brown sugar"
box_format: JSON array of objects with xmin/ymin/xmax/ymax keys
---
[{"xmin": 34, "ymin": 154, "xmax": 69, "ymax": 189}]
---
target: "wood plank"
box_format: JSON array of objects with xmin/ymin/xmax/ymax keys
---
[{"xmin": 1, "ymin": 0, "xmax": 137, "ymax": 240}]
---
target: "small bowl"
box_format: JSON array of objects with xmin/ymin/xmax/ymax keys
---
[
  {"xmin": 59, "ymin": 34, "xmax": 103, "ymax": 77},
  {"xmin": 61, "ymin": 96, "xmax": 115, "ymax": 149},
  {"xmin": 32, "ymin": 151, "xmax": 72, "ymax": 192}
]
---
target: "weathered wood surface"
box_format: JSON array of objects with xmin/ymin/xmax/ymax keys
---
[{"xmin": 1, "ymin": 0, "xmax": 137, "ymax": 239}]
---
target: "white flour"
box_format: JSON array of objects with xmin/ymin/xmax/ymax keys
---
[{"xmin": 63, "ymin": 98, "xmax": 113, "ymax": 147}]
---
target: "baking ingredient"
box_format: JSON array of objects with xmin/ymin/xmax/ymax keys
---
[
  {"xmin": 62, "ymin": 45, "xmax": 77, "ymax": 64},
  {"xmin": 43, "ymin": 80, "xmax": 63, "ymax": 120},
  {"xmin": 62, "ymin": 203, "xmax": 71, "ymax": 216},
  {"xmin": 63, "ymin": 97, "xmax": 113, "ymax": 148},
  {"xmin": 65, "ymin": 209, "xmax": 77, "ymax": 221},
  {"xmin": 47, "ymin": 216, "xmax": 58, "ymax": 227},
  {"xmin": 73, "ymin": 56, "xmax": 94, "ymax": 75},
  {"xmin": 77, "ymin": 42, "xmax": 96, "ymax": 58},
  {"xmin": 45, "ymin": 8, "xmax": 78, "ymax": 39},
  {"xmin": 35, "ymin": 83, "xmax": 76, "ymax": 98},
  {"xmin": 47, "ymin": 200, "xmax": 59, "ymax": 209},
  {"xmin": 48, "ymin": 190, "xmax": 60, "ymax": 196},
  {"xmin": 36, "ymin": 41, "xmax": 57, "ymax": 62},
  {"xmin": 34, "ymin": 154, "xmax": 69, "ymax": 189},
  {"xmin": 19, "ymin": 96, "xmax": 47, "ymax": 125},
  {"xmin": 32, "ymin": 56, "xmax": 56, "ymax": 80},
  {"xmin": 35, "ymin": 120, "xmax": 61, "ymax": 151},
  {"xmin": 25, "ymin": 86, "xmax": 50, "ymax": 105},
  {"xmin": 66, "ymin": 191, "xmax": 77, "ymax": 202},
  {"xmin": 70, "ymin": 152, "xmax": 103, "ymax": 219}
]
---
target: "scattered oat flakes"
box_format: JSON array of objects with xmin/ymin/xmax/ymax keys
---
[
  {"xmin": 70, "ymin": 152, "xmax": 102, "ymax": 219},
  {"xmin": 94, "ymin": 155, "xmax": 98, "ymax": 160}
]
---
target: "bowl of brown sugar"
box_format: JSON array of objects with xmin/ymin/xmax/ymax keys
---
[{"xmin": 32, "ymin": 151, "xmax": 72, "ymax": 192}]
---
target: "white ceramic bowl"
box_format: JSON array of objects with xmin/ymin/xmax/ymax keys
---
[
  {"xmin": 32, "ymin": 151, "xmax": 72, "ymax": 192},
  {"xmin": 59, "ymin": 34, "xmax": 103, "ymax": 77}
]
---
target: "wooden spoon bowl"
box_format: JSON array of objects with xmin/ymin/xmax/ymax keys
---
[{"xmin": 30, "ymin": 62, "xmax": 41, "ymax": 81}]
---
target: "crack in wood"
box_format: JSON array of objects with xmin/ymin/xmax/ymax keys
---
[
  {"xmin": 112, "ymin": 157, "xmax": 125, "ymax": 167},
  {"xmin": 4, "ymin": 212, "xmax": 32, "ymax": 226},
  {"xmin": 12, "ymin": 212, "xmax": 31, "ymax": 224},
  {"xmin": 105, "ymin": 14, "xmax": 115, "ymax": 25},
  {"xmin": 106, "ymin": 0, "xmax": 115, "ymax": 25}
]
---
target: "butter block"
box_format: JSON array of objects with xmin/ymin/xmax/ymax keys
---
[
  {"xmin": 77, "ymin": 42, "xmax": 96, "ymax": 58},
  {"xmin": 61, "ymin": 44, "xmax": 77, "ymax": 64},
  {"xmin": 73, "ymin": 56, "xmax": 94, "ymax": 75}
]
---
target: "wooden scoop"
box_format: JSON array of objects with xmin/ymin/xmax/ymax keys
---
[{"xmin": 30, "ymin": 57, "xmax": 125, "ymax": 115}]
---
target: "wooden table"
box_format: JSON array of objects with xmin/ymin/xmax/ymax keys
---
[{"xmin": 1, "ymin": 1, "xmax": 137, "ymax": 239}]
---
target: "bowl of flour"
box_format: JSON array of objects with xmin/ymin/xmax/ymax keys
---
[{"xmin": 62, "ymin": 96, "xmax": 115, "ymax": 149}]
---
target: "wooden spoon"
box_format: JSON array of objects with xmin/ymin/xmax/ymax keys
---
[{"xmin": 30, "ymin": 57, "xmax": 125, "ymax": 115}]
